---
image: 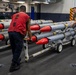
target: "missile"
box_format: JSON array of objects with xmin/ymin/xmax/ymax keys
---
[
  {"xmin": 55, "ymin": 21, "xmax": 75, "ymax": 24},
  {"xmin": 0, "ymin": 31, "xmax": 8, "ymax": 34},
  {"xmin": 36, "ymin": 31, "xmax": 75, "ymax": 45},
  {"xmin": 41, "ymin": 20, "xmax": 53, "ymax": 24},
  {"xmin": 0, "ymin": 34, "xmax": 9, "ymax": 40},
  {"xmin": 0, "ymin": 30, "xmax": 40, "ymax": 41},
  {"xmin": 0, "ymin": 21, "xmax": 53, "ymax": 30},
  {"xmin": 36, "ymin": 34, "xmax": 64, "ymax": 45},
  {"xmin": 31, "ymin": 20, "xmax": 42, "ymax": 25},
  {"xmin": 31, "ymin": 20, "xmax": 53, "ymax": 25},
  {"xmin": 0, "ymin": 20, "xmax": 40, "ymax": 29},
  {"xmin": 0, "ymin": 34, "xmax": 4, "ymax": 40},
  {"xmin": 31, "ymin": 30, "xmax": 40, "ymax": 35},
  {"xmin": 31, "ymin": 32, "xmax": 53, "ymax": 42},
  {"xmin": 0, "ymin": 19, "xmax": 11, "ymax": 22},
  {"xmin": 31, "ymin": 31, "xmax": 59, "ymax": 42},
  {"xmin": 0, "ymin": 29, "xmax": 8, "ymax": 32},
  {"xmin": 30, "ymin": 23, "xmax": 53, "ymax": 30},
  {"xmin": 30, "ymin": 24, "xmax": 40, "ymax": 30},
  {"xmin": 0, "ymin": 20, "xmax": 48, "ymax": 29},
  {"xmin": 0, "ymin": 30, "xmax": 41, "ymax": 41},
  {"xmin": 40, "ymin": 23, "xmax": 73, "ymax": 32},
  {"xmin": 0, "ymin": 22, "xmax": 11, "ymax": 29},
  {"xmin": 0, "ymin": 24, "xmax": 4, "ymax": 29}
]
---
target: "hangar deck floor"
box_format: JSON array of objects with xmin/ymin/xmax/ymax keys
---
[{"xmin": 0, "ymin": 43, "xmax": 76, "ymax": 75}]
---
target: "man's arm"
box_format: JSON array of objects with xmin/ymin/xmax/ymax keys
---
[
  {"xmin": 72, "ymin": 20, "xmax": 76, "ymax": 28},
  {"xmin": 26, "ymin": 19, "xmax": 32, "ymax": 39}
]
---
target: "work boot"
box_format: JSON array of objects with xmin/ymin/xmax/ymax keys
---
[
  {"xmin": 17, "ymin": 58, "xmax": 22, "ymax": 66},
  {"xmin": 9, "ymin": 62, "xmax": 20, "ymax": 72}
]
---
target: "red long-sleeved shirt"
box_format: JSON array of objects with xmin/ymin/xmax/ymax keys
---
[{"xmin": 8, "ymin": 12, "xmax": 30, "ymax": 36}]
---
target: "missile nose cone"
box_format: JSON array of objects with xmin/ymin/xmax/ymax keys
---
[
  {"xmin": 0, "ymin": 24, "xmax": 4, "ymax": 29},
  {"xmin": 40, "ymin": 26, "xmax": 52, "ymax": 32},
  {"xmin": 30, "ymin": 24, "xmax": 40, "ymax": 30},
  {"xmin": 31, "ymin": 36, "xmax": 37, "ymax": 42},
  {"xmin": 0, "ymin": 34, "xmax": 4, "ymax": 40},
  {"xmin": 36, "ymin": 38, "xmax": 49, "ymax": 45}
]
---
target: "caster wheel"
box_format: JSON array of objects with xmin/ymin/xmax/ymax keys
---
[
  {"xmin": 57, "ymin": 43, "xmax": 63, "ymax": 53},
  {"xmin": 71, "ymin": 38, "xmax": 75, "ymax": 46},
  {"xmin": 43, "ymin": 44, "xmax": 49, "ymax": 49}
]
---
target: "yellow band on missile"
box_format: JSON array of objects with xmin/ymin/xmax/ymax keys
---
[
  {"xmin": 53, "ymin": 32, "xmax": 56, "ymax": 35},
  {"xmin": 65, "ymin": 24, "xmax": 68, "ymax": 28},
  {"xmin": 53, "ymin": 23, "xmax": 58, "ymax": 25}
]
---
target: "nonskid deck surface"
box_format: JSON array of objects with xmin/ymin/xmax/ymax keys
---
[{"xmin": 0, "ymin": 43, "xmax": 76, "ymax": 75}]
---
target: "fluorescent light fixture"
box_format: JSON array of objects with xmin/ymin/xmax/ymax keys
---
[
  {"xmin": 17, "ymin": 0, "xmax": 25, "ymax": 3},
  {"xmin": 42, "ymin": 2, "xmax": 49, "ymax": 4},
  {"xmin": 2, "ymin": 0, "xmax": 9, "ymax": 2},
  {"xmin": 31, "ymin": 0, "xmax": 49, "ymax": 4},
  {"xmin": 33, "ymin": 1, "xmax": 40, "ymax": 3},
  {"xmin": 30, "ymin": 1, "xmax": 41, "ymax": 4}
]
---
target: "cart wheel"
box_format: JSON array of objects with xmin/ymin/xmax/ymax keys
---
[
  {"xmin": 5, "ymin": 39, "xmax": 10, "ymax": 45},
  {"xmin": 57, "ymin": 43, "xmax": 63, "ymax": 53},
  {"xmin": 25, "ymin": 56, "xmax": 29, "ymax": 63},
  {"xmin": 71, "ymin": 38, "xmax": 75, "ymax": 46},
  {"xmin": 43, "ymin": 44, "xmax": 49, "ymax": 49}
]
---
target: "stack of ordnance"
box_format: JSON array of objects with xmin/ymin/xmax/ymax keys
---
[
  {"xmin": 0, "ymin": 19, "xmax": 76, "ymax": 60},
  {"xmin": 0, "ymin": 19, "xmax": 53, "ymax": 46},
  {"xmin": 31, "ymin": 21, "xmax": 76, "ymax": 52}
]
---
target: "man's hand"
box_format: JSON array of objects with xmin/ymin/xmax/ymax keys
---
[{"xmin": 72, "ymin": 21, "xmax": 76, "ymax": 28}]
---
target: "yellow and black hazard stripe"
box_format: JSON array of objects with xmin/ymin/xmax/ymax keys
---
[{"xmin": 69, "ymin": 8, "xmax": 74, "ymax": 21}]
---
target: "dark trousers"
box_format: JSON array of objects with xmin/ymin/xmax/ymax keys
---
[{"xmin": 8, "ymin": 32, "xmax": 24, "ymax": 65}]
